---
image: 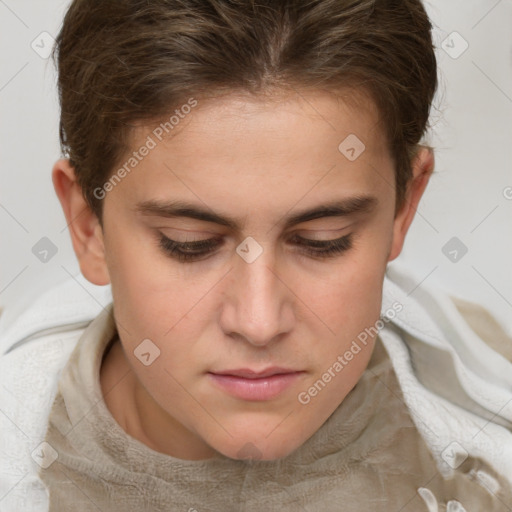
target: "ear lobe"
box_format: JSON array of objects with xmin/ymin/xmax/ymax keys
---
[
  {"xmin": 52, "ymin": 158, "xmax": 110, "ymax": 286},
  {"xmin": 387, "ymin": 147, "xmax": 435, "ymax": 263}
]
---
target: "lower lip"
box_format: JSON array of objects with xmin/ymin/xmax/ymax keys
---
[{"xmin": 207, "ymin": 372, "xmax": 304, "ymax": 401}]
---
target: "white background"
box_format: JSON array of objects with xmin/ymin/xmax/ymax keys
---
[{"xmin": 1, "ymin": 0, "xmax": 511, "ymax": 334}]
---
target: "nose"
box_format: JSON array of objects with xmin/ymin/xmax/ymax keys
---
[{"xmin": 220, "ymin": 243, "xmax": 294, "ymax": 347}]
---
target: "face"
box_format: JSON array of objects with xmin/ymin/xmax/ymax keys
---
[{"xmin": 54, "ymin": 88, "xmax": 433, "ymax": 461}]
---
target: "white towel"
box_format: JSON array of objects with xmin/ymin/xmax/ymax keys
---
[{"xmin": 0, "ymin": 263, "xmax": 511, "ymax": 511}]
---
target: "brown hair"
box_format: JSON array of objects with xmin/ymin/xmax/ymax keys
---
[{"xmin": 52, "ymin": 0, "xmax": 438, "ymax": 224}]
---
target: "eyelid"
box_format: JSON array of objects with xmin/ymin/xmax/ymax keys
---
[
  {"xmin": 290, "ymin": 225, "xmax": 353, "ymax": 244},
  {"xmin": 156, "ymin": 219, "xmax": 354, "ymax": 238},
  {"xmin": 160, "ymin": 231, "xmax": 350, "ymax": 245},
  {"xmin": 294, "ymin": 221, "xmax": 354, "ymax": 234},
  {"xmin": 158, "ymin": 232, "xmax": 354, "ymax": 263},
  {"xmin": 158, "ymin": 227, "xmax": 221, "ymax": 239},
  {"xmin": 293, "ymin": 229, "xmax": 350, "ymax": 240}
]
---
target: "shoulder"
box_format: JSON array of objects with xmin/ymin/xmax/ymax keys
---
[
  {"xmin": 0, "ymin": 328, "xmax": 84, "ymax": 511},
  {"xmin": 0, "ymin": 272, "xmax": 111, "ymax": 511}
]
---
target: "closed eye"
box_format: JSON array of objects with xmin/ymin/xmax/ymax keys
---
[{"xmin": 158, "ymin": 233, "xmax": 354, "ymax": 262}]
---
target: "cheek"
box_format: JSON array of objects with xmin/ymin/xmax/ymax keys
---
[
  {"xmin": 291, "ymin": 248, "xmax": 387, "ymax": 403},
  {"xmin": 297, "ymin": 247, "xmax": 386, "ymax": 338},
  {"xmin": 105, "ymin": 219, "xmax": 177, "ymax": 301},
  {"xmin": 105, "ymin": 225, "xmax": 215, "ymax": 367},
  {"xmin": 104, "ymin": 228, "xmax": 180, "ymax": 345},
  {"xmin": 297, "ymin": 262, "xmax": 384, "ymax": 411}
]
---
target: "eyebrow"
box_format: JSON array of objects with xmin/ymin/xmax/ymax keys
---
[{"xmin": 134, "ymin": 194, "xmax": 379, "ymax": 231}]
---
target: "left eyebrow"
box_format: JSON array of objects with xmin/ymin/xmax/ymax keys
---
[{"xmin": 134, "ymin": 194, "xmax": 379, "ymax": 232}]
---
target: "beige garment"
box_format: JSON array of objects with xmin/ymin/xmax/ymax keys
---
[
  {"xmin": 449, "ymin": 294, "xmax": 512, "ymax": 363},
  {"xmin": 38, "ymin": 303, "xmax": 512, "ymax": 511}
]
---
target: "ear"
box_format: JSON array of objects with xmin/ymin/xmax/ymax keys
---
[
  {"xmin": 52, "ymin": 158, "xmax": 110, "ymax": 285},
  {"xmin": 387, "ymin": 146, "xmax": 435, "ymax": 262}
]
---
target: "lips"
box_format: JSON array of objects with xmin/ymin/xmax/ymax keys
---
[
  {"xmin": 207, "ymin": 367, "xmax": 304, "ymax": 401},
  {"xmin": 211, "ymin": 367, "xmax": 298, "ymax": 379}
]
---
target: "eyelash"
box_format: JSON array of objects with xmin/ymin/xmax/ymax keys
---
[{"xmin": 158, "ymin": 233, "xmax": 354, "ymax": 262}]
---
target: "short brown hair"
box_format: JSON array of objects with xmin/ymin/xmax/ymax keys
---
[{"xmin": 52, "ymin": 0, "xmax": 438, "ymax": 224}]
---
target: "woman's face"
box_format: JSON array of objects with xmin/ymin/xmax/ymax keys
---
[{"xmin": 85, "ymin": 89, "xmax": 429, "ymax": 461}]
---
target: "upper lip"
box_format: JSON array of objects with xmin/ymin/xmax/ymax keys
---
[{"xmin": 210, "ymin": 367, "xmax": 301, "ymax": 379}]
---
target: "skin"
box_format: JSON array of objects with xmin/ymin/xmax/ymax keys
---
[{"xmin": 52, "ymin": 89, "xmax": 434, "ymax": 461}]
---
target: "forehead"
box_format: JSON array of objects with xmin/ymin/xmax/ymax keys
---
[
  {"xmin": 115, "ymin": 89, "xmax": 393, "ymax": 218},
  {"xmin": 129, "ymin": 87, "xmax": 386, "ymax": 160}
]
